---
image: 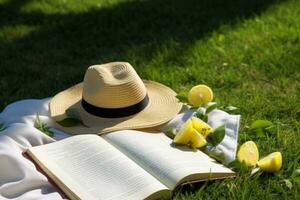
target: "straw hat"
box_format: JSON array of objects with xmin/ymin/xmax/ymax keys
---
[{"xmin": 50, "ymin": 62, "xmax": 183, "ymax": 135}]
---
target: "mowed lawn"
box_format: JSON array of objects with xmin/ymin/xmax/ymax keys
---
[{"xmin": 0, "ymin": 0, "xmax": 299, "ymax": 199}]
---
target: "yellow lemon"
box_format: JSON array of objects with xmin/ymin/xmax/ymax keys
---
[
  {"xmin": 191, "ymin": 117, "xmax": 213, "ymax": 138},
  {"xmin": 173, "ymin": 120, "xmax": 207, "ymax": 149},
  {"xmin": 190, "ymin": 129, "xmax": 207, "ymax": 148},
  {"xmin": 237, "ymin": 141, "xmax": 259, "ymax": 167},
  {"xmin": 257, "ymin": 152, "xmax": 282, "ymax": 173},
  {"xmin": 173, "ymin": 119, "xmax": 194, "ymax": 145},
  {"xmin": 188, "ymin": 84, "xmax": 214, "ymax": 107}
]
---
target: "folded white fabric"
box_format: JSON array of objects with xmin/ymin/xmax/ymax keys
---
[
  {"xmin": 0, "ymin": 99, "xmax": 66, "ymax": 200},
  {"xmin": 162, "ymin": 109, "xmax": 240, "ymax": 164},
  {"xmin": 0, "ymin": 98, "xmax": 240, "ymax": 199}
]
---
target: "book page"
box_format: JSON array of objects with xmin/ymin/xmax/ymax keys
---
[
  {"xmin": 103, "ymin": 130, "xmax": 235, "ymax": 190},
  {"xmin": 27, "ymin": 135, "xmax": 170, "ymax": 200}
]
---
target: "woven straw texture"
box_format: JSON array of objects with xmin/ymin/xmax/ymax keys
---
[{"xmin": 49, "ymin": 62, "xmax": 182, "ymax": 135}]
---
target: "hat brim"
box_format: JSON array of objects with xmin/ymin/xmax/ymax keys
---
[{"xmin": 49, "ymin": 80, "xmax": 183, "ymax": 135}]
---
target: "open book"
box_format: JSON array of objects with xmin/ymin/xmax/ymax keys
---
[{"xmin": 25, "ymin": 130, "xmax": 235, "ymax": 200}]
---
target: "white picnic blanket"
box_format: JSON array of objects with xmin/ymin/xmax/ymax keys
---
[{"xmin": 0, "ymin": 98, "xmax": 240, "ymax": 199}]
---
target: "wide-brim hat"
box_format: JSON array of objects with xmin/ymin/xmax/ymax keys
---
[{"xmin": 50, "ymin": 62, "xmax": 183, "ymax": 135}]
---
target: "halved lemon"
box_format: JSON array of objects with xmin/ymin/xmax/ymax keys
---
[
  {"xmin": 191, "ymin": 117, "xmax": 213, "ymax": 138},
  {"xmin": 257, "ymin": 152, "xmax": 282, "ymax": 173},
  {"xmin": 173, "ymin": 119, "xmax": 194, "ymax": 145},
  {"xmin": 237, "ymin": 141, "xmax": 259, "ymax": 167},
  {"xmin": 188, "ymin": 84, "xmax": 214, "ymax": 107}
]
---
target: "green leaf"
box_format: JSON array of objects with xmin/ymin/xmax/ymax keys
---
[
  {"xmin": 225, "ymin": 105, "xmax": 238, "ymax": 113},
  {"xmin": 196, "ymin": 107, "xmax": 206, "ymax": 115},
  {"xmin": 34, "ymin": 113, "xmax": 54, "ymax": 137},
  {"xmin": 202, "ymin": 115, "xmax": 208, "ymax": 123},
  {"xmin": 219, "ymin": 105, "xmax": 239, "ymax": 114},
  {"xmin": 228, "ymin": 159, "xmax": 249, "ymax": 173},
  {"xmin": 206, "ymin": 125, "xmax": 225, "ymax": 146},
  {"xmin": 250, "ymin": 120, "xmax": 273, "ymax": 130},
  {"xmin": 165, "ymin": 128, "xmax": 176, "ymax": 139},
  {"xmin": 225, "ymin": 105, "xmax": 238, "ymax": 111},
  {"xmin": 205, "ymin": 102, "xmax": 218, "ymax": 114},
  {"xmin": 176, "ymin": 91, "xmax": 189, "ymax": 103},
  {"xmin": 195, "ymin": 107, "xmax": 207, "ymax": 121},
  {"xmin": 57, "ymin": 118, "xmax": 82, "ymax": 127},
  {"xmin": 195, "ymin": 112, "xmax": 205, "ymax": 120},
  {"xmin": 34, "ymin": 113, "xmax": 41, "ymax": 126}
]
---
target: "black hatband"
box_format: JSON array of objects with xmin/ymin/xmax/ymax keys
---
[{"xmin": 81, "ymin": 95, "xmax": 149, "ymax": 118}]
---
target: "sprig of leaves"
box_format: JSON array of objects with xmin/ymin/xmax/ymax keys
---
[
  {"xmin": 57, "ymin": 108, "xmax": 87, "ymax": 127},
  {"xmin": 176, "ymin": 90, "xmax": 238, "ymax": 115},
  {"xmin": 250, "ymin": 119, "xmax": 273, "ymax": 130},
  {"xmin": 34, "ymin": 113, "xmax": 54, "ymax": 137},
  {"xmin": 219, "ymin": 105, "xmax": 239, "ymax": 114},
  {"xmin": 246, "ymin": 119, "xmax": 275, "ymax": 139},
  {"xmin": 195, "ymin": 102, "xmax": 218, "ymax": 122}
]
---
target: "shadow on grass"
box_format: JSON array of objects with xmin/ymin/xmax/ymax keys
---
[{"xmin": 0, "ymin": 0, "xmax": 281, "ymax": 110}]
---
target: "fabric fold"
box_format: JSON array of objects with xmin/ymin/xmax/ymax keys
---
[{"xmin": 0, "ymin": 98, "xmax": 240, "ymax": 199}]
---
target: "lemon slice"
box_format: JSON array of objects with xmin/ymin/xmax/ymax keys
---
[
  {"xmin": 257, "ymin": 152, "xmax": 282, "ymax": 172},
  {"xmin": 188, "ymin": 84, "xmax": 214, "ymax": 107},
  {"xmin": 237, "ymin": 141, "xmax": 259, "ymax": 167},
  {"xmin": 173, "ymin": 119, "xmax": 194, "ymax": 145},
  {"xmin": 191, "ymin": 117, "xmax": 213, "ymax": 138},
  {"xmin": 190, "ymin": 129, "xmax": 207, "ymax": 148}
]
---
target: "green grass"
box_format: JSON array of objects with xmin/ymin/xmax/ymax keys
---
[{"xmin": 0, "ymin": 0, "xmax": 299, "ymax": 199}]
